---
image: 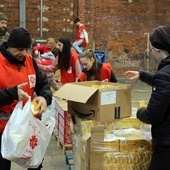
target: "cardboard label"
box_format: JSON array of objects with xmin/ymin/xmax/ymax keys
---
[{"xmin": 101, "ymin": 91, "xmax": 116, "ymax": 105}]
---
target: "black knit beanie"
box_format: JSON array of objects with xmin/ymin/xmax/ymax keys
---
[
  {"xmin": 150, "ymin": 26, "xmax": 170, "ymax": 54},
  {"xmin": 7, "ymin": 27, "xmax": 32, "ymax": 48}
]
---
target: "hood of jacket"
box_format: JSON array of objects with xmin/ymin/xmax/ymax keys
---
[{"xmin": 158, "ymin": 56, "xmax": 170, "ymax": 71}]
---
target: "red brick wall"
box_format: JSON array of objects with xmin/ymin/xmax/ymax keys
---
[{"xmin": 0, "ymin": 0, "xmax": 169, "ymax": 77}]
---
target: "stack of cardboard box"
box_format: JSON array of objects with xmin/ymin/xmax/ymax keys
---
[
  {"xmin": 54, "ymin": 99, "xmax": 72, "ymax": 147},
  {"xmin": 72, "ymin": 116, "xmax": 151, "ymax": 170},
  {"xmin": 53, "ymin": 81, "xmax": 152, "ymax": 170}
]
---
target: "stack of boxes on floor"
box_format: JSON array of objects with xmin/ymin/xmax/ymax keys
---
[
  {"xmin": 54, "ymin": 99, "xmax": 72, "ymax": 151},
  {"xmin": 53, "ymin": 81, "xmax": 152, "ymax": 170},
  {"xmin": 73, "ymin": 117, "xmax": 151, "ymax": 170}
]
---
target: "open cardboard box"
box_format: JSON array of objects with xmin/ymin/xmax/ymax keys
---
[{"xmin": 53, "ymin": 81, "xmax": 132, "ymax": 122}]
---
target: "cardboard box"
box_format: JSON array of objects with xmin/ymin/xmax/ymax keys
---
[
  {"xmin": 119, "ymin": 139, "xmax": 151, "ymax": 152},
  {"xmin": 54, "ymin": 112, "xmax": 59, "ymax": 136},
  {"xmin": 58, "ymin": 130, "xmax": 72, "ymax": 145},
  {"xmin": 55, "ymin": 99, "xmax": 73, "ymax": 145},
  {"xmin": 53, "ymin": 81, "xmax": 132, "ymax": 122},
  {"xmin": 90, "ymin": 126, "xmax": 104, "ymax": 170},
  {"xmin": 80, "ymin": 126, "xmax": 151, "ymax": 170},
  {"xmin": 81, "ymin": 133, "xmax": 91, "ymax": 170}
]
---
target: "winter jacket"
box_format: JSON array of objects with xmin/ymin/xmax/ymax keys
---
[
  {"xmin": 0, "ymin": 32, "xmax": 9, "ymax": 46},
  {"xmin": 0, "ymin": 43, "xmax": 52, "ymax": 132},
  {"xmin": 75, "ymin": 24, "xmax": 88, "ymax": 47},
  {"xmin": 137, "ymin": 56, "xmax": 170, "ymax": 146},
  {"xmin": 33, "ymin": 44, "xmax": 51, "ymax": 54}
]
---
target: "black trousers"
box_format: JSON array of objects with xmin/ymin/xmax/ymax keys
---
[
  {"xmin": 150, "ymin": 145, "xmax": 170, "ymax": 170},
  {"xmin": 0, "ymin": 133, "xmax": 42, "ymax": 170}
]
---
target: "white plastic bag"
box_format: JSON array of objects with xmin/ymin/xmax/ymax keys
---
[
  {"xmin": 42, "ymin": 97, "xmax": 56, "ymax": 121},
  {"xmin": 1, "ymin": 97, "xmax": 55, "ymax": 168}
]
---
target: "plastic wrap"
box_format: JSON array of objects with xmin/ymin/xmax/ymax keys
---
[{"xmin": 72, "ymin": 116, "xmax": 152, "ymax": 170}]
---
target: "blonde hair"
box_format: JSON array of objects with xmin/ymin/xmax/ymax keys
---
[{"xmin": 46, "ymin": 38, "xmax": 57, "ymax": 52}]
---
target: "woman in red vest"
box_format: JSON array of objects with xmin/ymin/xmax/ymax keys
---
[
  {"xmin": 72, "ymin": 18, "xmax": 88, "ymax": 55},
  {"xmin": 37, "ymin": 37, "xmax": 81, "ymax": 90},
  {"xmin": 33, "ymin": 37, "xmax": 57, "ymax": 61},
  {"xmin": 78, "ymin": 49, "xmax": 117, "ymax": 82}
]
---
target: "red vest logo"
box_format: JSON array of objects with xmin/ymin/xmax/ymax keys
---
[{"xmin": 28, "ymin": 74, "xmax": 36, "ymax": 88}]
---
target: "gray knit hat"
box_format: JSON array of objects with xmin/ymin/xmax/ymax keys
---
[
  {"xmin": 0, "ymin": 12, "xmax": 8, "ymax": 21},
  {"xmin": 150, "ymin": 26, "xmax": 170, "ymax": 53}
]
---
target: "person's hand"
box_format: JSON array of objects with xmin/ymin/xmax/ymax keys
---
[
  {"xmin": 17, "ymin": 82, "xmax": 29, "ymax": 101},
  {"xmin": 124, "ymin": 71, "xmax": 139, "ymax": 80},
  {"xmin": 102, "ymin": 79, "xmax": 108, "ymax": 82},
  {"xmin": 32, "ymin": 96, "xmax": 47, "ymax": 114}
]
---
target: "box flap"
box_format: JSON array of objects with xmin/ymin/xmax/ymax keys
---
[{"xmin": 53, "ymin": 83, "xmax": 98, "ymax": 103}]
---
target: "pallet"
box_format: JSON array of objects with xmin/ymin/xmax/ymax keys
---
[
  {"xmin": 66, "ymin": 150, "xmax": 74, "ymax": 170},
  {"xmin": 53, "ymin": 132, "xmax": 72, "ymax": 154}
]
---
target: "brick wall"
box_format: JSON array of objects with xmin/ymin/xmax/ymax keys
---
[{"xmin": 0, "ymin": 0, "xmax": 169, "ymax": 77}]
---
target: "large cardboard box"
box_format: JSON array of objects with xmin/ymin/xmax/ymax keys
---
[
  {"xmin": 53, "ymin": 81, "xmax": 132, "ymax": 122},
  {"xmin": 55, "ymin": 99, "xmax": 73, "ymax": 145},
  {"xmin": 80, "ymin": 126, "xmax": 104, "ymax": 170},
  {"xmin": 90, "ymin": 126, "xmax": 104, "ymax": 170},
  {"xmin": 80, "ymin": 126, "xmax": 152, "ymax": 170}
]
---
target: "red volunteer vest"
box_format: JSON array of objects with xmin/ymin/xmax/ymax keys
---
[
  {"xmin": 78, "ymin": 63, "xmax": 112, "ymax": 81},
  {"xmin": 60, "ymin": 51, "xmax": 79, "ymax": 84},
  {"xmin": 0, "ymin": 53, "xmax": 36, "ymax": 132}
]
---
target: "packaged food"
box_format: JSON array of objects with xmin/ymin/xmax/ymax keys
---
[{"xmin": 31, "ymin": 101, "xmax": 41, "ymax": 115}]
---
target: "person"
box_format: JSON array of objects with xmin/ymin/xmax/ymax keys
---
[
  {"xmin": 72, "ymin": 17, "xmax": 88, "ymax": 56},
  {"xmin": 124, "ymin": 26, "xmax": 170, "ymax": 170},
  {"xmin": 33, "ymin": 38, "xmax": 59, "ymax": 90},
  {"xmin": 33, "ymin": 37, "xmax": 58, "ymax": 63},
  {"xmin": 78, "ymin": 49, "xmax": 117, "ymax": 82},
  {"xmin": 0, "ymin": 12, "xmax": 9, "ymax": 45},
  {"xmin": 0, "ymin": 26, "xmax": 52, "ymax": 170},
  {"xmin": 37, "ymin": 37, "xmax": 81, "ymax": 90}
]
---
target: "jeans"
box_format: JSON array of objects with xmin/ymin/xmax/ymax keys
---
[{"xmin": 72, "ymin": 39, "xmax": 83, "ymax": 55}]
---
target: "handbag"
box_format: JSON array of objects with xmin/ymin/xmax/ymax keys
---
[{"xmin": 1, "ymin": 97, "xmax": 55, "ymax": 168}]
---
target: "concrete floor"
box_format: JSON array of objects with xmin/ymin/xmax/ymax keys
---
[{"xmin": 11, "ymin": 80, "xmax": 152, "ymax": 170}]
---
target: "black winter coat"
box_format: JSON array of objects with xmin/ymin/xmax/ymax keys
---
[{"xmin": 137, "ymin": 56, "xmax": 170, "ymax": 146}]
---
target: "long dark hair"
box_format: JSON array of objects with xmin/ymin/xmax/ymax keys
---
[
  {"xmin": 58, "ymin": 37, "xmax": 71, "ymax": 70},
  {"xmin": 81, "ymin": 50, "xmax": 100, "ymax": 80}
]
